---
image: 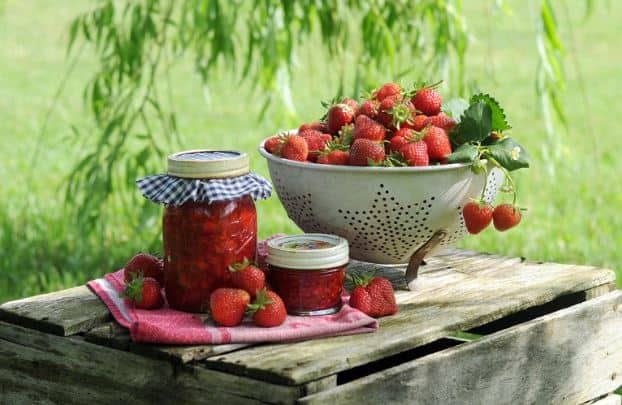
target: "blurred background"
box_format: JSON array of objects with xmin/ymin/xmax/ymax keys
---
[{"xmin": 1, "ymin": 0, "xmax": 620, "ymax": 302}]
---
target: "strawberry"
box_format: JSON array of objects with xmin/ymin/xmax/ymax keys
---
[
  {"xmin": 353, "ymin": 115, "xmax": 386, "ymax": 143},
  {"xmin": 341, "ymin": 97, "xmax": 359, "ymax": 112},
  {"xmin": 298, "ymin": 121, "xmax": 329, "ymax": 134},
  {"xmin": 348, "ymin": 272, "xmax": 398, "ymax": 317},
  {"xmin": 389, "ymin": 134, "xmax": 408, "ymax": 152},
  {"xmin": 393, "ymin": 127, "xmax": 415, "ymax": 140},
  {"xmin": 412, "ymin": 87, "xmax": 442, "ymax": 116},
  {"xmin": 121, "ymin": 274, "xmax": 163, "ymax": 310},
  {"xmin": 327, "ymin": 103, "xmax": 355, "ymax": 134},
  {"xmin": 356, "ymin": 99, "xmax": 379, "ymax": 119},
  {"xmin": 463, "ymin": 200, "xmax": 494, "ymax": 234},
  {"xmin": 404, "ymin": 114, "xmax": 429, "ymax": 131},
  {"xmin": 399, "ymin": 139, "xmax": 429, "ymax": 166},
  {"xmin": 374, "ymin": 82, "xmax": 402, "ymax": 101},
  {"xmin": 299, "ymin": 129, "xmax": 332, "ymax": 162},
  {"xmin": 389, "ymin": 127, "xmax": 415, "ymax": 152},
  {"xmin": 349, "ymin": 138, "xmax": 385, "ymax": 166},
  {"xmin": 317, "ymin": 149, "xmax": 350, "ymax": 165},
  {"xmin": 229, "ymin": 258, "xmax": 265, "ymax": 298},
  {"xmin": 248, "ymin": 289, "xmax": 287, "ymax": 327},
  {"xmin": 426, "ymin": 112, "xmax": 457, "ymax": 132},
  {"xmin": 264, "ymin": 135, "xmax": 284, "ymax": 156},
  {"xmin": 492, "ymin": 204, "xmax": 523, "ymax": 231},
  {"xmin": 209, "ymin": 288, "xmax": 251, "ymax": 327},
  {"xmin": 280, "ymin": 134, "xmax": 308, "ymax": 162},
  {"xmin": 375, "ymin": 95, "xmax": 398, "ymax": 126},
  {"xmin": 124, "ymin": 253, "xmax": 164, "ymax": 284},
  {"xmin": 422, "ymin": 126, "xmax": 452, "ymax": 161}
]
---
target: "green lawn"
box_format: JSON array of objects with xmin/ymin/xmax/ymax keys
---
[{"xmin": 1, "ymin": 1, "xmax": 621, "ymax": 302}]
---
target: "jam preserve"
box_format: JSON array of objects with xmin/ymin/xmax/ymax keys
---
[
  {"xmin": 161, "ymin": 150, "xmax": 260, "ymax": 312},
  {"xmin": 163, "ymin": 196, "xmax": 257, "ymax": 312},
  {"xmin": 266, "ymin": 234, "xmax": 349, "ymax": 316}
]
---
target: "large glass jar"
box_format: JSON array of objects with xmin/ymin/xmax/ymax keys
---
[
  {"xmin": 153, "ymin": 150, "xmax": 264, "ymax": 312},
  {"xmin": 163, "ymin": 196, "xmax": 257, "ymax": 312}
]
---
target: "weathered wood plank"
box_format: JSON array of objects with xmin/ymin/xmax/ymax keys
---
[
  {"xmin": 0, "ymin": 285, "xmax": 109, "ymax": 336},
  {"xmin": 84, "ymin": 321, "xmax": 250, "ymax": 364},
  {"xmin": 0, "ymin": 321, "xmax": 300, "ymax": 405},
  {"xmin": 83, "ymin": 321, "xmax": 132, "ymax": 350},
  {"xmin": 301, "ymin": 376, "xmax": 337, "ymax": 397},
  {"xmin": 299, "ymin": 291, "xmax": 622, "ymax": 405},
  {"xmin": 206, "ymin": 259, "xmax": 615, "ymax": 385},
  {"xmin": 131, "ymin": 341, "xmax": 250, "ymax": 364}
]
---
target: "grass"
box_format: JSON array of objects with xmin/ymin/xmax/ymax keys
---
[{"xmin": 1, "ymin": 1, "xmax": 621, "ymax": 303}]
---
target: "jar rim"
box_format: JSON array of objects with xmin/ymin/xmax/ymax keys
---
[
  {"xmin": 266, "ymin": 234, "xmax": 349, "ymax": 270},
  {"xmin": 167, "ymin": 149, "xmax": 250, "ymax": 179}
]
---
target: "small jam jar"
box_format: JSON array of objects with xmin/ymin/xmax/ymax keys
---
[
  {"xmin": 163, "ymin": 150, "xmax": 257, "ymax": 312},
  {"xmin": 266, "ymin": 234, "xmax": 349, "ymax": 316}
]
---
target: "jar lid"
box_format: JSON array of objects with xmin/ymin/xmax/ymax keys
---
[
  {"xmin": 266, "ymin": 234, "xmax": 349, "ymax": 270},
  {"xmin": 167, "ymin": 150, "xmax": 250, "ymax": 179}
]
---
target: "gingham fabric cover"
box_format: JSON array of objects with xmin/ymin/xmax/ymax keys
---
[{"xmin": 136, "ymin": 172, "xmax": 272, "ymax": 205}]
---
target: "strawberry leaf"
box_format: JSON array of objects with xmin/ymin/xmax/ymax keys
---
[
  {"xmin": 484, "ymin": 137, "xmax": 530, "ymax": 171},
  {"xmin": 446, "ymin": 143, "xmax": 480, "ymax": 164},
  {"xmin": 383, "ymin": 152, "xmax": 408, "ymax": 167},
  {"xmin": 441, "ymin": 98, "xmax": 469, "ymax": 121},
  {"xmin": 450, "ymin": 101, "xmax": 492, "ymax": 145},
  {"xmin": 470, "ymin": 93, "xmax": 511, "ymax": 131}
]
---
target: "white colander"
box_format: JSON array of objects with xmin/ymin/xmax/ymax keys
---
[{"xmin": 259, "ymin": 137, "xmax": 503, "ymax": 265}]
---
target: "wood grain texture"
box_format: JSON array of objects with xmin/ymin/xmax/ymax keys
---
[
  {"xmin": 205, "ymin": 253, "xmax": 615, "ymax": 385},
  {"xmin": 0, "ymin": 285, "xmax": 110, "ymax": 336},
  {"xmin": 84, "ymin": 321, "xmax": 250, "ymax": 363},
  {"xmin": 299, "ymin": 291, "xmax": 622, "ymax": 405},
  {"xmin": 0, "ymin": 321, "xmax": 300, "ymax": 405}
]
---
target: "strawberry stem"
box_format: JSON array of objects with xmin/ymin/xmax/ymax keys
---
[{"xmin": 487, "ymin": 157, "xmax": 518, "ymax": 206}]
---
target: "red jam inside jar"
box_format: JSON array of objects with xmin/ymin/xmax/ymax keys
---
[
  {"xmin": 269, "ymin": 265, "xmax": 346, "ymax": 315},
  {"xmin": 163, "ymin": 196, "xmax": 257, "ymax": 312},
  {"xmin": 266, "ymin": 234, "xmax": 349, "ymax": 316}
]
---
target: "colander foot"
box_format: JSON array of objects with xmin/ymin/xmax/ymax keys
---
[{"xmin": 405, "ymin": 229, "xmax": 448, "ymax": 290}]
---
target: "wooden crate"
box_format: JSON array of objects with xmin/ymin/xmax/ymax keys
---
[{"xmin": 1, "ymin": 248, "xmax": 621, "ymax": 404}]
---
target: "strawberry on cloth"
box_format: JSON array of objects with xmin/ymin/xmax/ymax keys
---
[{"xmin": 87, "ymin": 237, "xmax": 379, "ymax": 345}]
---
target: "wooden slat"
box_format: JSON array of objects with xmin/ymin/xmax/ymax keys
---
[
  {"xmin": 0, "ymin": 286, "xmax": 110, "ymax": 336},
  {"xmin": 84, "ymin": 321, "xmax": 250, "ymax": 364},
  {"xmin": 205, "ymin": 257, "xmax": 616, "ymax": 385},
  {"xmin": 299, "ymin": 291, "xmax": 622, "ymax": 405},
  {"xmin": 0, "ymin": 321, "xmax": 300, "ymax": 404}
]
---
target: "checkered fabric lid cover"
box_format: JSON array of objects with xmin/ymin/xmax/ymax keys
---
[{"xmin": 136, "ymin": 150, "xmax": 272, "ymax": 205}]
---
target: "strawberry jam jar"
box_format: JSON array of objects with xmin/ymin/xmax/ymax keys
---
[
  {"xmin": 267, "ymin": 234, "xmax": 349, "ymax": 316},
  {"xmin": 160, "ymin": 150, "xmax": 261, "ymax": 312}
]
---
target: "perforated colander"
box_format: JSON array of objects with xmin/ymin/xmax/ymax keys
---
[{"xmin": 259, "ymin": 137, "xmax": 503, "ymax": 265}]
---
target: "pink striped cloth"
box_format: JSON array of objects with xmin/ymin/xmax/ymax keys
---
[{"xmin": 87, "ymin": 239, "xmax": 378, "ymax": 344}]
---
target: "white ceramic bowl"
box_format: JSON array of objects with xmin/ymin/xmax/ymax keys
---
[{"xmin": 259, "ymin": 137, "xmax": 503, "ymax": 264}]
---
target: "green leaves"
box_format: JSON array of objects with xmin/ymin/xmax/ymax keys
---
[
  {"xmin": 451, "ymin": 101, "xmax": 492, "ymax": 144},
  {"xmin": 450, "ymin": 92, "xmax": 512, "ymax": 145},
  {"xmin": 447, "ymin": 94, "xmax": 529, "ymax": 174},
  {"xmin": 441, "ymin": 98, "xmax": 469, "ymax": 121},
  {"xmin": 487, "ymin": 138, "xmax": 530, "ymax": 171},
  {"xmin": 470, "ymin": 93, "xmax": 511, "ymax": 131},
  {"xmin": 446, "ymin": 143, "xmax": 479, "ymax": 164}
]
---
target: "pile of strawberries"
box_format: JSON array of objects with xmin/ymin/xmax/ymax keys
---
[
  {"xmin": 265, "ymin": 82, "xmax": 456, "ymax": 167},
  {"xmin": 120, "ymin": 253, "xmax": 399, "ymax": 322},
  {"xmin": 120, "ymin": 254, "xmax": 287, "ymax": 327}
]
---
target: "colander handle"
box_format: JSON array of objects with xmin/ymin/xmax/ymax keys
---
[{"xmin": 405, "ymin": 229, "xmax": 448, "ymax": 290}]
